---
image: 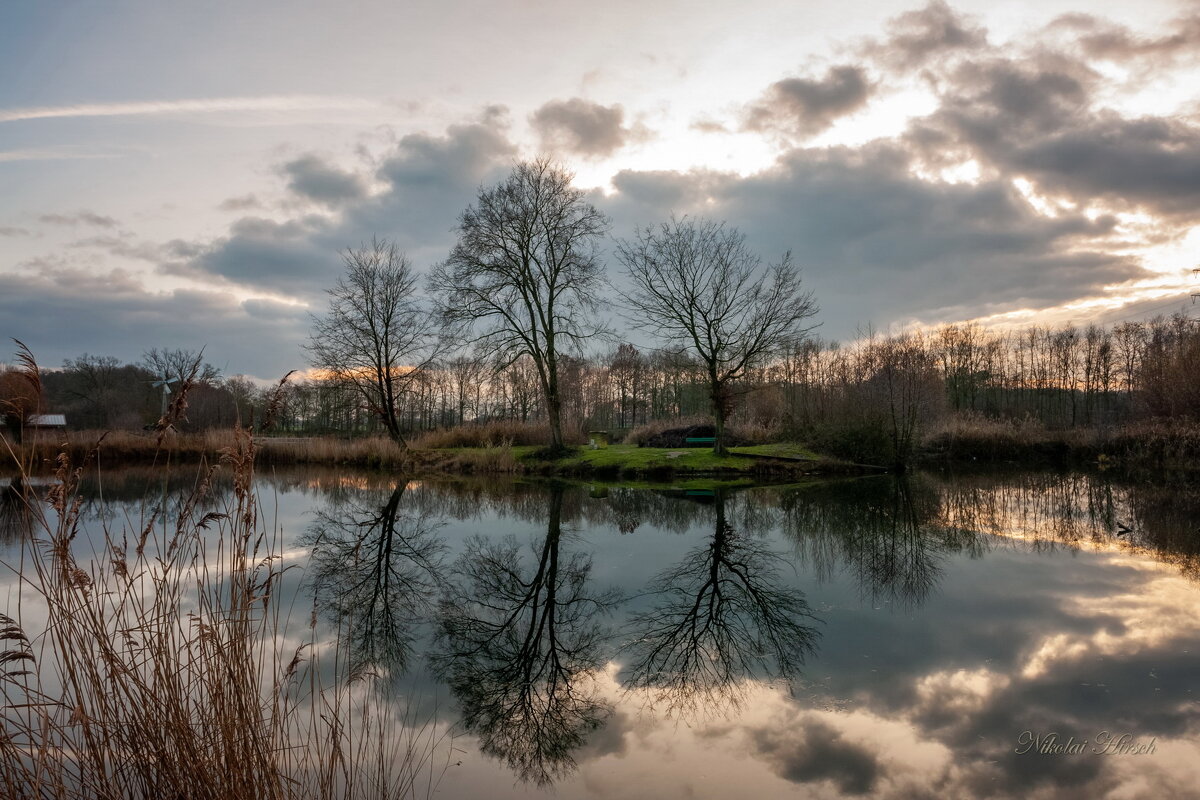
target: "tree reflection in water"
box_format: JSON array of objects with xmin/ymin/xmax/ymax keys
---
[
  {"xmin": 431, "ymin": 483, "xmax": 619, "ymax": 786},
  {"xmin": 305, "ymin": 481, "xmax": 446, "ymax": 676},
  {"xmin": 621, "ymin": 488, "xmax": 821, "ymax": 716},
  {"xmin": 0, "ymin": 476, "xmax": 34, "ymax": 543},
  {"xmin": 782, "ymin": 477, "xmax": 985, "ymax": 608}
]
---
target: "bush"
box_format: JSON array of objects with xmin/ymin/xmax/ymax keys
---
[
  {"xmin": 410, "ymin": 420, "xmax": 584, "ymax": 449},
  {"xmin": 626, "ymin": 417, "xmax": 711, "ymax": 447},
  {"xmin": 805, "ymin": 421, "xmax": 895, "ymax": 465}
]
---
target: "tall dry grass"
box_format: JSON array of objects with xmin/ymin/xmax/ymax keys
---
[
  {"xmin": 0, "ymin": 369, "xmax": 453, "ymax": 797},
  {"xmin": 921, "ymin": 412, "xmax": 1200, "ymax": 468},
  {"xmin": 4, "ymin": 422, "xmax": 575, "ymax": 472},
  {"xmin": 409, "ymin": 420, "xmax": 581, "ymax": 449},
  {"xmin": 624, "ymin": 416, "xmax": 778, "ymax": 447}
]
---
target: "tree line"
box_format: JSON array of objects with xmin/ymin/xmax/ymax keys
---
[{"xmin": 3, "ymin": 159, "xmax": 1198, "ymax": 462}]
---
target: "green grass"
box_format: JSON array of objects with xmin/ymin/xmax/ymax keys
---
[
  {"xmin": 424, "ymin": 442, "xmax": 837, "ymax": 476},
  {"xmin": 551, "ymin": 444, "xmax": 751, "ymax": 471},
  {"xmin": 730, "ymin": 443, "xmax": 822, "ymax": 460}
]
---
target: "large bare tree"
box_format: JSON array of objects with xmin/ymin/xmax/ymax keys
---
[
  {"xmin": 616, "ymin": 217, "xmax": 818, "ymax": 454},
  {"xmin": 429, "ymin": 158, "xmax": 609, "ymax": 454},
  {"xmin": 307, "ymin": 238, "xmax": 444, "ymax": 447}
]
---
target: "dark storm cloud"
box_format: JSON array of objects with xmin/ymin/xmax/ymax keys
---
[
  {"xmin": 174, "ymin": 108, "xmax": 1147, "ymax": 341},
  {"xmin": 38, "ymin": 210, "xmax": 119, "ymax": 228},
  {"xmin": 604, "ymin": 144, "xmax": 1139, "ymax": 335},
  {"xmin": 280, "ymin": 154, "xmax": 367, "ymax": 206},
  {"xmin": 906, "ymin": 46, "xmax": 1200, "ymax": 217},
  {"xmin": 530, "ymin": 98, "xmax": 639, "ymax": 158},
  {"xmin": 743, "ymin": 66, "xmax": 874, "ymax": 139},
  {"xmin": 166, "ymin": 0, "xmax": 1198, "ymax": 344},
  {"xmin": 747, "ymin": 715, "xmax": 880, "ymax": 794},
  {"xmin": 173, "ymin": 214, "xmax": 336, "ymax": 294},
  {"xmin": 867, "ymin": 0, "xmax": 989, "ymax": 69},
  {"xmin": 177, "ymin": 111, "xmax": 516, "ymax": 298},
  {"xmin": 0, "ymin": 267, "xmax": 308, "ymax": 379}
]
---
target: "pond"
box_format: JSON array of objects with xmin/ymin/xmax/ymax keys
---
[{"xmin": 2, "ymin": 467, "xmax": 1199, "ymax": 799}]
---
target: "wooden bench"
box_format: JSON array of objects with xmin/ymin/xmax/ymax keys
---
[{"xmin": 685, "ymin": 437, "xmax": 716, "ymax": 445}]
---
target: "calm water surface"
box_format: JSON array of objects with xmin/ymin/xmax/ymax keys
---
[{"xmin": 3, "ymin": 467, "xmax": 1199, "ymax": 799}]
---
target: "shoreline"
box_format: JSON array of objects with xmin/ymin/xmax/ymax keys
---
[{"xmin": 6, "ymin": 423, "xmax": 1199, "ymax": 480}]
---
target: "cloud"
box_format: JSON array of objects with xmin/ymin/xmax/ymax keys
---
[
  {"xmin": 1047, "ymin": 12, "xmax": 1200, "ymax": 66},
  {"xmin": 175, "ymin": 111, "xmax": 517, "ymax": 298},
  {"xmin": 0, "ymin": 226, "xmax": 31, "ymax": 237},
  {"xmin": 905, "ymin": 46, "xmax": 1200, "ymax": 217},
  {"xmin": 280, "ymin": 155, "xmax": 367, "ymax": 206},
  {"xmin": 690, "ymin": 118, "xmax": 729, "ymax": 134},
  {"xmin": 67, "ymin": 234, "xmax": 201, "ymax": 264},
  {"xmin": 218, "ymin": 194, "xmax": 263, "ymax": 212},
  {"xmin": 748, "ymin": 715, "xmax": 881, "ymax": 794},
  {"xmin": 603, "ymin": 144, "xmax": 1141, "ymax": 335},
  {"xmin": 0, "ymin": 147, "xmax": 124, "ymax": 162},
  {"xmin": 166, "ymin": 94, "xmax": 1150, "ymax": 343},
  {"xmin": 0, "ymin": 95, "xmax": 381, "ymax": 124},
  {"xmin": 743, "ymin": 66, "xmax": 874, "ymax": 139},
  {"xmin": 867, "ymin": 1, "xmax": 989, "ymax": 69},
  {"xmin": 174, "ymin": 214, "xmax": 337, "ymax": 295},
  {"xmin": 38, "ymin": 211, "xmax": 119, "ymax": 228},
  {"xmin": 0, "ymin": 267, "xmax": 309, "ymax": 379},
  {"xmin": 530, "ymin": 98, "xmax": 643, "ymax": 158}
]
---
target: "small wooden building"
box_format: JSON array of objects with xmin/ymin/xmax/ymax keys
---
[
  {"xmin": 26, "ymin": 414, "xmax": 67, "ymax": 431},
  {"xmin": 25, "ymin": 415, "xmax": 67, "ymax": 442}
]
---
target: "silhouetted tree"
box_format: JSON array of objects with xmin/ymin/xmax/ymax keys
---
[
  {"xmin": 307, "ymin": 238, "xmax": 446, "ymax": 446},
  {"xmin": 621, "ymin": 489, "xmax": 821, "ymax": 715},
  {"xmin": 616, "ymin": 217, "xmax": 818, "ymax": 454},
  {"xmin": 431, "ymin": 159, "xmax": 609, "ymax": 454},
  {"xmin": 431, "ymin": 485, "xmax": 618, "ymax": 785},
  {"xmin": 306, "ymin": 482, "xmax": 446, "ymax": 676}
]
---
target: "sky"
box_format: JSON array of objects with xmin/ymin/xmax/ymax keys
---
[{"xmin": 2, "ymin": 0, "xmax": 1199, "ymax": 380}]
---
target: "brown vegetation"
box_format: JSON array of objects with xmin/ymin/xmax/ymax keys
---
[{"xmin": 0, "ymin": 428, "xmax": 452, "ymax": 797}]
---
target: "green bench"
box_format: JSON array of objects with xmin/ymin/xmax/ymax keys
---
[{"xmin": 685, "ymin": 437, "xmax": 716, "ymax": 445}]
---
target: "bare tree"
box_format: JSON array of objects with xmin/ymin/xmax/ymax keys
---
[
  {"xmin": 432, "ymin": 486, "xmax": 617, "ymax": 785},
  {"xmin": 616, "ymin": 217, "xmax": 818, "ymax": 454},
  {"xmin": 307, "ymin": 238, "xmax": 445, "ymax": 447},
  {"xmin": 430, "ymin": 158, "xmax": 609, "ymax": 454},
  {"xmin": 305, "ymin": 481, "xmax": 446, "ymax": 676},
  {"xmin": 446, "ymin": 352, "xmax": 489, "ymax": 425},
  {"xmin": 141, "ymin": 348, "xmax": 221, "ymax": 385},
  {"xmin": 621, "ymin": 489, "xmax": 820, "ymax": 716}
]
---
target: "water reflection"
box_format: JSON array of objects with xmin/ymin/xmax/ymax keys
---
[
  {"xmin": 622, "ymin": 488, "xmax": 821, "ymax": 715},
  {"xmin": 782, "ymin": 478, "xmax": 985, "ymax": 608},
  {"xmin": 305, "ymin": 481, "xmax": 446, "ymax": 676},
  {"xmin": 431, "ymin": 484, "xmax": 620, "ymax": 786},
  {"xmin": 0, "ymin": 476, "xmax": 34, "ymax": 542},
  {"xmin": 9, "ymin": 466, "xmax": 1200, "ymax": 797}
]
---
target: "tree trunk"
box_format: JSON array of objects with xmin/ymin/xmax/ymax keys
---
[
  {"xmin": 710, "ymin": 383, "xmax": 728, "ymax": 457},
  {"xmin": 385, "ymin": 416, "xmax": 409, "ymax": 449},
  {"xmin": 547, "ymin": 392, "xmax": 565, "ymax": 454}
]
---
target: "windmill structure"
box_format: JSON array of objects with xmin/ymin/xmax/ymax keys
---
[
  {"xmin": 150, "ymin": 374, "xmax": 176, "ymax": 418},
  {"xmin": 1190, "ymin": 267, "xmax": 1200, "ymax": 325}
]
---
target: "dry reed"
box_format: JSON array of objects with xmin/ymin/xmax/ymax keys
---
[
  {"xmin": 0, "ymin": 415, "xmax": 453, "ymax": 796},
  {"xmin": 409, "ymin": 420, "xmax": 580, "ymax": 449}
]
